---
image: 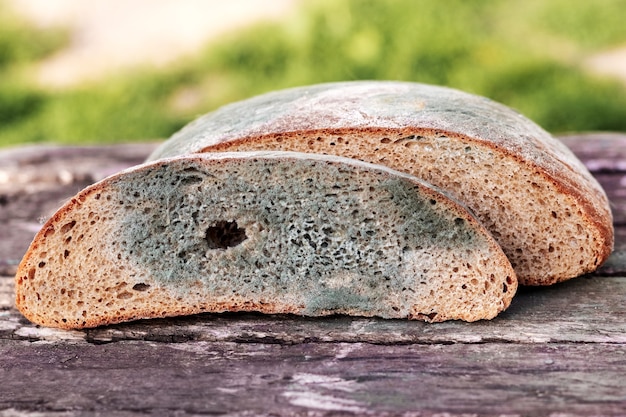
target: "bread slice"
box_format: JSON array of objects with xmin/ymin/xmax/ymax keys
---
[
  {"xmin": 15, "ymin": 151, "xmax": 516, "ymax": 329},
  {"xmin": 148, "ymin": 81, "xmax": 614, "ymax": 286}
]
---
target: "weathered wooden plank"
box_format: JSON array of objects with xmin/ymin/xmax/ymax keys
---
[
  {"xmin": 2, "ymin": 274, "xmax": 625, "ymax": 345},
  {"xmin": 2, "ymin": 340, "xmax": 626, "ymax": 416},
  {"xmin": 591, "ymin": 172, "xmax": 626, "ymax": 226},
  {"xmin": 560, "ymin": 132, "xmax": 626, "ymax": 172}
]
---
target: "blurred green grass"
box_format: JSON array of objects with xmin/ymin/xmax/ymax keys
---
[{"xmin": 1, "ymin": 0, "xmax": 626, "ymax": 147}]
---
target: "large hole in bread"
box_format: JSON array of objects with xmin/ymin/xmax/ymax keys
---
[{"xmin": 205, "ymin": 220, "xmax": 247, "ymax": 249}]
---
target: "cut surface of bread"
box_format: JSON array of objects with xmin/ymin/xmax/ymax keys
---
[
  {"xmin": 148, "ymin": 81, "xmax": 614, "ymax": 285},
  {"xmin": 16, "ymin": 151, "xmax": 516, "ymax": 329}
]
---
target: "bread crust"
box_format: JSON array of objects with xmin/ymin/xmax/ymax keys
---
[{"xmin": 148, "ymin": 81, "xmax": 614, "ymax": 285}]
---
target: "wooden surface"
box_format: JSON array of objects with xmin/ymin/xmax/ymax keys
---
[{"xmin": 1, "ymin": 134, "xmax": 626, "ymax": 416}]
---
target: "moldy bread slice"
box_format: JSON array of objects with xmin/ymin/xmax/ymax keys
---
[{"xmin": 16, "ymin": 151, "xmax": 516, "ymax": 329}]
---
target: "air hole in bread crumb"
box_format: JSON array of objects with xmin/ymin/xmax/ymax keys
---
[
  {"xmin": 61, "ymin": 220, "xmax": 76, "ymax": 234},
  {"xmin": 132, "ymin": 283, "xmax": 151, "ymax": 291},
  {"xmin": 416, "ymin": 312, "xmax": 438, "ymax": 321},
  {"xmin": 206, "ymin": 220, "xmax": 247, "ymax": 249},
  {"xmin": 117, "ymin": 291, "xmax": 133, "ymax": 300}
]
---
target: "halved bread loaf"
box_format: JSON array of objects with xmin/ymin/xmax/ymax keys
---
[
  {"xmin": 148, "ymin": 81, "xmax": 614, "ymax": 285},
  {"xmin": 15, "ymin": 151, "xmax": 516, "ymax": 329}
]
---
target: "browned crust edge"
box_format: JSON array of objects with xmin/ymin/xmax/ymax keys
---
[{"xmin": 14, "ymin": 173, "xmax": 124, "ymax": 327}]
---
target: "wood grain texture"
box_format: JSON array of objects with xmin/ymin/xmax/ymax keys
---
[
  {"xmin": 1, "ymin": 134, "xmax": 625, "ymax": 416},
  {"xmin": 2, "ymin": 340, "xmax": 626, "ymax": 416}
]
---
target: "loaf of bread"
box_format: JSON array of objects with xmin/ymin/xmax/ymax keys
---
[
  {"xmin": 148, "ymin": 81, "xmax": 614, "ymax": 285},
  {"xmin": 15, "ymin": 151, "xmax": 516, "ymax": 329}
]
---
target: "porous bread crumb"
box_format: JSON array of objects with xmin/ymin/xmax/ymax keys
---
[{"xmin": 15, "ymin": 152, "xmax": 516, "ymax": 329}]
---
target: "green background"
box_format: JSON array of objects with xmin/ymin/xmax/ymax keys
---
[{"xmin": 1, "ymin": 0, "xmax": 626, "ymax": 147}]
